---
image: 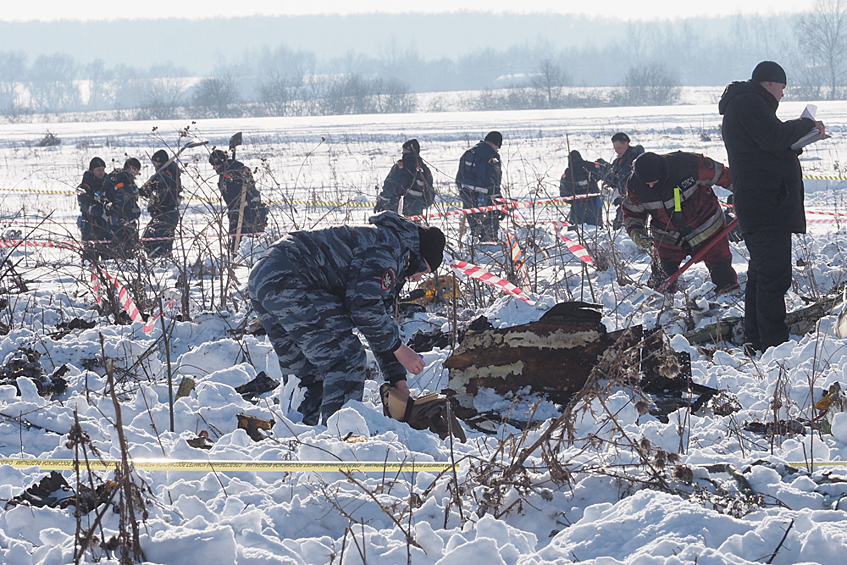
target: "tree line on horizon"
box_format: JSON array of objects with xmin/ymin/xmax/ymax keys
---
[{"xmin": 0, "ymin": 1, "xmax": 844, "ymax": 121}]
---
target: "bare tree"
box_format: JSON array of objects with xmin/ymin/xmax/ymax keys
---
[
  {"xmin": 529, "ymin": 58, "xmax": 571, "ymax": 108},
  {"xmin": 84, "ymin": 58, "xmax": 113, "ymax": 112},
  {"xmin": 797, "ymin": 0, "xmax": 847, "ymax": 99},
  {"xmin": 0, "ymin": 50, "xmax": 27, "ymax": 112},
  {"xmin": 28, "ymin": 53, "xmax": 79, "ymax": 113},
  {"xmin": 192, "ymin": 74, "xmax": 241, "ymax": 118},
  {"xmin": 620, "ymin": 63, "xmax": 681, "ymax": 106},
  {"xmin": 257, "ymin": 73, "xmax": 302, "ymax": 116},
  {"xmin": 138, "ymin": 77, "xmax": 186, "ymax": 120}
]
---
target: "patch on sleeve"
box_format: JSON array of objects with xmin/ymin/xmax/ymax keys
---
[
  {"xmin": 381, "ymin": 267, "xmax": 396, "ymax": 290},
  {"xmin": 703, "ymin": 157, "xmax": 715, "ymax": 169}
]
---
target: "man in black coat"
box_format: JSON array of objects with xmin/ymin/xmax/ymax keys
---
[
  {"xmin": 605, "ymin": 132, "xmax": 644, "ymax": 230},
  {"xmin": 210, "ymin": 149, "xmax": 268, "ymax": 252},
  {"xmin": 77, "ymin": 156, "xmax": 110, "ymax": 261},
  {"xmin": 456, "ymin": 131, "xmax": 503, "ymax": 242},
  {"xmin": 559, "ymin": 150, "xmax": 603, "ymax": 227},
  {"xmin": 375, "ymin": 139, "xmax": 435, "ymax": 217},
  {"xmin": 140, "ymin": 149, "xmax": 181, "ymax": 258},
  {"xmin": 719, "ymin": 60, "xmax": 825, "ymax": 352},
  {"xmin": 102, "ymin": 158, "xmax": 142, "ymax": 260}
]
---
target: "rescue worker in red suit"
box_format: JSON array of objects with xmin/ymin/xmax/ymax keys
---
[{"xmin": 623, "ymin": 151, "xmax": 738, "ymax": 293}]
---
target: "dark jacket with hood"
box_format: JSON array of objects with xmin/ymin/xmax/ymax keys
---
[
  {"xmin": 102, "ymin": 168, "xmax": 141, "ymax": 224},
  {"xmin": 77, "ymin": 170, "xmax": 106, "ymax": 222},
  {"xmin": 560, "ymin": 151, "xmax": 602, "ymax": 197},
  {"xmin": 718, "ymin": 80, "xmax": 814, "ymax": 234},
  {"xmin": 375, "ymin": 153, "xmax": 435, "ymax": 216},
  {"xmin": 140, "ymin": 160, "xmax": 181, "ymax": 216},
  {"xmin": 254, "ymin": 212, "xmax": 426, "ymax": 382},
  {"xmin": 456, "ymin": 140, "xmax": 502, "ymax": 196}
]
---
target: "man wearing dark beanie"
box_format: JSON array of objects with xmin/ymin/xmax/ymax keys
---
[
  {"xmin": 719, "ymin": 61, "xmax": 826, "ymax": 353},
  {"xmin": 248, "ymin": 211, "xmax": 443, "ymax": 426},
  {"xmin": 374, "ymin": 139, "xmax": 436, "ymax": 217},
  {"xmin": 623, "ymin": 151, "xmax": 737, "ymax": 294},
  {"xmin": 456, "ymin": 131, "xmax": 504, "ymax": 243},
  {"xmin": 139, "ymin": 149, "xmax": 181, "ymax": 258},
  {"xmin": 77, "ymin": 156, "xmax": 109, "ymax": 261},
  {"xmin": 418, "ymin": 225, "xmax": 445, "ymax": 271}
]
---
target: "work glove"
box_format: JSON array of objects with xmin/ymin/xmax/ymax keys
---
[{"xmin": 629, "ymin": 227, "xmax": 653, "ymax": 250}]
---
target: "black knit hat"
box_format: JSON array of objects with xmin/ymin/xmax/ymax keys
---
[
  {"xmin": 402, "ymin": 139, "xmax": 420, "ymax": 154},
  {"xmin": 151, "ymin": 149, "xmax": 168, "ymax": 163},
  {"xmin": 418, "ymin": 225, "xmax": 446, "ymax": 271},
  {"xmin": 633, "ymin": 152, "xmax": 666, "ymax": 184},
  {"xmin": 484, "ymin": 131, "xmax": 503, "ymax": 148},
  {"xmin": 124, "ymin": 157, "xmax": 141, "ymax": 171},
  {"xmin": 89, "ymin": 157, "xmax": 105, "ymax": 171},
  {"xmin": 752, "ymin": 61, "xmax": 787, "ymax": 85},
  {"xmin": 611, "ymin": 132, "xmax": 630, "ymax": 144},
  {"xmin": 209, "ymin": 149, "xmax": 228, "ymax": 166}
]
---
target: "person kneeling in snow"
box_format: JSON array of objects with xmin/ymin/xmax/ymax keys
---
[
  {"xmin": 248, "ymin": 212, "xmax": 446, "ymax": 425},
  {"xmin": 624, "ymin": 151, "xmax": 738, "ymax": 294}
]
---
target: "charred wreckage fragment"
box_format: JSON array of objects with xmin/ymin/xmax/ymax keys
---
[{"xmin": 438, "ymin": 302, "xmax": 715, "ymax": 426}]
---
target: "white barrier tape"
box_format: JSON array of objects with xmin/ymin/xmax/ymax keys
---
[
  {"xmin": 449, "ymin": 259, "xmax": 535, "ymax": 304},
  {"xmin": 552, "ymin": 221, "xmax": 594, "ymax": 264},
  {"xmin": 0, "ymin": 458, "xmax": 453, "ymax": 473}
]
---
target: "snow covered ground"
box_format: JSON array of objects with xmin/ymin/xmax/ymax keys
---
[{"xmin": 1, "ymin": 101, "xmax": 847, "ymax": 564}]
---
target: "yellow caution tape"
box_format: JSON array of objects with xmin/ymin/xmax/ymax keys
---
[
  {"xmin": 788, "ymin": 461, "xmax": 847, "ymax": 467},
  {"xmin": 803, "ymin": 175, "xmax": 847, "ymax": 181},
  {"xmin": 0, "ymin": 458, "xmax": 453, "ymax": 472},
  {"xmin": 0, "ymin": 187, "xmax": 76, "ymax": 196}
]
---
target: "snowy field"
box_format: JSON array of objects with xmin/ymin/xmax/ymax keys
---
[{"xmin": 1, "ymin": 100, "xmax": 847, "ymax": 564}]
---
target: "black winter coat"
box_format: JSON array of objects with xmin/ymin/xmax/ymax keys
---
[
  {"xmin": 77, "ymin": 170, "xmax": 106, "ymax": 221},
  {"xmin": 455, "ymin": 141, "xmax": 502, "ymax": 196},
  {"xmin": 140, "ymin": 161, "xmax": 181, "ymax": 215},
  {"xmin": 718, "ymin": 80, "xmax": 814, "ymax": 234},
  {"xmin": 103, "ymin": 169, "xmax": 141, "ymax": 223},
  {"xmin": 607, "ymin": 145, "xmax": 644, "ymax": 191},
  {"xmin": 218, "ymin": 160, "xmax": 261, "ymax": 212}
]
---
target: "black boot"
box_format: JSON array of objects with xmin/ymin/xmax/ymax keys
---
[{"xmin": 708, "ymin": 259, "xmax": 739, "ymax": 294}]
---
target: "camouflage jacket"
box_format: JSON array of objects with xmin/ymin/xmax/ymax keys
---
[{"xmin": 269, "ymin": 212, "xmax": 427, "ymax": 380}]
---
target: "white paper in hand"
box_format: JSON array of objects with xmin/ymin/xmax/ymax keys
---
[{"xmin": 801, "ymin": 104, "xmax": 817, "ymax": 121}]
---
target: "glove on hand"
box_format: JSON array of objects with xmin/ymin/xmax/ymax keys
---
[{"xmin": 629, "ymin": 228, "xmax": 653, "ymax": 250}]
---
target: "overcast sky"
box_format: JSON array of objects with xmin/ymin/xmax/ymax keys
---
[{"xmin": 0, "ymin": 0, "xmax": 811, "ymax": 22}]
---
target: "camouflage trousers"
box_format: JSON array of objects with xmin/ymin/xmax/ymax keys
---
[{"xmin": 248, "ymin": 246, "xmax": 367, "ymax": 425}]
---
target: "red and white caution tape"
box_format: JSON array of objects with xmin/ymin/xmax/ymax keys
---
[
  {"xmin": 552, "ymin": 221, "xmax": 593, "ymax": 264},
  {"xmin": 449, "ymin": 259, "xmax": 535, "ymax": 305},
  {"xmin": 408, "ymin": 194, "xmax": 593, "ymax": 222},
  {"xmin": 142, "ymin": 299, "xmax": 176, "ymax": 332},
  {"xmin": 0, "ymin": 238, "xmax": 79, "ymax": 250},
  {"xmin": 90, "ymin": 267, "xmax": 174, "ymax": 333}
]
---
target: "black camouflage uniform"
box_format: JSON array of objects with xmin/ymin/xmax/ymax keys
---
[
  {"xmin": 248, "ymin": 212, "xmax": 431, "ymax": 425},
  {"xmin": 102, "ymin": 159, "xmax": 141, "ymax": 260},
  {"xmin": 140, "ymin": 150, "xmax": 181, "ymax": 258},
  {"xmin": 456, "ymin": 132, "xmax": 503, "ymax": 242},
  {"xmin": 375, "ymin": 139, "xmax": 435, "ymax": 217},
  {"xmin": 77, "ymin": 157, "xmax": 111, "ymax": 261},
  {"xmin": 210, "ymin": 150, "xmax": 268, "ymax": 252}
]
